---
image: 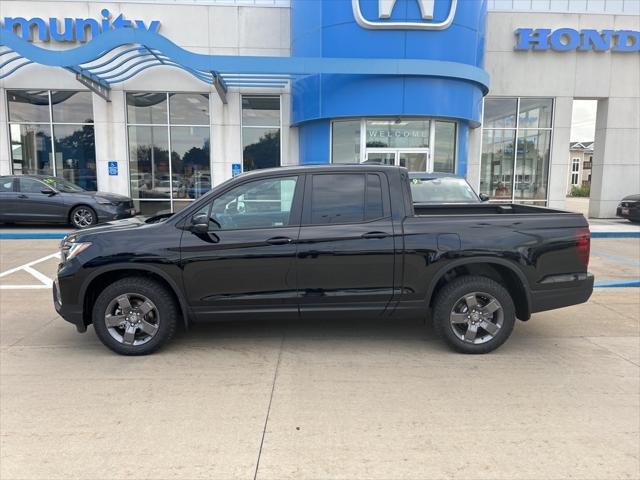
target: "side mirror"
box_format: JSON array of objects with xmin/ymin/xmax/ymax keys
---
[
  {"xmin": 479, "ymin": 193, "xmax": 490, "ymax": 202},
  {"xmin": 41, "ymin": 188, "xmax": 56, "ymax": 195},
  {"xmin": 190, "ymin": 213, "xmax": 209, "ymax": 233}
]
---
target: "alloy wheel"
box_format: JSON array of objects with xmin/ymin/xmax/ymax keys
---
[
  {"xmin": 104, "ymin": 293, "xmax": 160, "ymax": 346},
  {"xmin": 73, "ymin": 208, "xmax": 94, "ymax": 228},
  {"xmin": 449, "ymin": 291, "xmax": 504, "ymax": 345}
]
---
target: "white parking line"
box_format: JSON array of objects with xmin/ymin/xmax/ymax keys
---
[{"xmin": 0, "ymin": 252, "xmax": 60, "ymax": 290}]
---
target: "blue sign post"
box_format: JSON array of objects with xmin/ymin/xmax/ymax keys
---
[
  {"xmin": 232, "ymin": 163, "xmax": 242, "ymax": 177},
  {"xmin": 108, "ymin": 161, "xmax": 118, "ymax": 176}
]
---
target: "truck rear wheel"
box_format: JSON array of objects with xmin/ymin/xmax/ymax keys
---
[
  {"xmin": 432, "ymin": 275, "xmax": 515, "ymax": 354},
  {"xmin": 92, "ymin": 277, "xmax": 178, "ymax": 355}
]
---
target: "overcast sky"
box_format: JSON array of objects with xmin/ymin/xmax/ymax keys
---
[{"xmin": 571, "ymin": 100, "xmax": 597, "ymax": 143}]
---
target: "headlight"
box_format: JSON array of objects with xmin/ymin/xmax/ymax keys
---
[
  {"xmin": 96, "ymin": 197, "xmax": 115, "ymax": 205},
  {"xmin": 61, "ymin": 241, "xmax": 92, "ymax": 262}
]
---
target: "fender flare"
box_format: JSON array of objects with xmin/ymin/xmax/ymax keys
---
[
  {"xmin": 79, "ymin": 263, "xmax": 192, "ymax": 328},
  {"xmin": 425, "ymin": 257, "xmax": 532, "ymax": 319}
]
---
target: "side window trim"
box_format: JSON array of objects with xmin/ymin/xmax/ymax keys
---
[{"xmin": 302, "ymin": 172, "xmax": 391, "ymax": 227}]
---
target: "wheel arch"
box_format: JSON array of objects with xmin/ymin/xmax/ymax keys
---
[
  {"xmin": 80, "ymin": 264, "xmax": 191, "ymax": 329},
  {"xmin": 427, "ymin": 258, "xmax": 532, "ymax": 321}
]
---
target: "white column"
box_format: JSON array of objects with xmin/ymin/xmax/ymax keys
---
[
  {"xmin": 547, "ymin": 96, "xmax": 574, "ymax": 210},
  {"xmin": 211, "ymin": 91, "xmax": 242, "ymax": 186},
  {"xmin": 466, "ymin": 125, "xmax": 482, "ymax": 191},
  {"xmin": 589, "ymin": 97, "xmax": 640, "ymax": 218},
  {"xmin": 0, "ymin": 89, "xmax": 10, "ymax": 175},
  {"xmin": 92, "ymin": 90, "xmax": 129, "ymax": 195}
]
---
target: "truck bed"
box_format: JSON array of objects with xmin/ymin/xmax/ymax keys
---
[{"xmin": 413, "ymin": 203, "xmax": 570, "ymax": 217}]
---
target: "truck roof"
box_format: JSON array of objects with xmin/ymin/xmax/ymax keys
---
[{"xmin": 235, "ymin": 163, "xmax": 406, "ymax": 179}]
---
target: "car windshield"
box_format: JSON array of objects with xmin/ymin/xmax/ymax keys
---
[
  {"xmin": 410, "ymin": 177, "xmax": 479, "ymax": 203},
  {"xmin": 40, "ymin": 177, "xmax": 85, "ymax": 193}
]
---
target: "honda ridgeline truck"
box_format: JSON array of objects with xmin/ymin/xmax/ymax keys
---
[{"xmin": 54, "ymin": 165, "xmax": 593, "ymax": 355}]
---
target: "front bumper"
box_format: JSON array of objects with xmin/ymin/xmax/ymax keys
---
[
  {"xmin": 95, "ymin": 204, "xmax": 136, "ymax": 223},
  {"xmin": 616, "ymin": 205, "xmax": 640, "ymax": 221},
  {"xmin": 53, "ymin": 274, "xmax": 87, "ymax": 332},
  {"xmin": 531, "ymin": 272, "xmax": 594, "ymax": 313}
]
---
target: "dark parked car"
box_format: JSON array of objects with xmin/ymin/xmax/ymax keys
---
[
  {"xmin": 0, "ymin": 175, "xmax": 135, "ymax": 229},
  {"xmin": 409, "ymin": 172, "xmax": 489, "ymax": 205},
  {"xmin": 54, "ymin": 165, "xmax": 593, "ymax": 356},
  {"xmin": 616, "ymin": 194, "xmax": 640, "ymax": 223}
]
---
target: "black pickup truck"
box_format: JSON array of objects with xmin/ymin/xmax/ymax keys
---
[{"xmin": 54, "ymin": 165, "xmax": 593, "ymax": 355}]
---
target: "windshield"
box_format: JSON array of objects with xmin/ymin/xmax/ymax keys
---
[
  {"xmin": 41, "ymin": 177, "xmax": 85, "ymax": 193},
  {"xmin": 410, "ymin": 177, "xmax": 480, "ymax": 204}
]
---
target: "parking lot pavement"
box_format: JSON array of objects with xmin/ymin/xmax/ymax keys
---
[{"xmin": 1, "ymin": 239, "xmax": 639, "ymax": 480}]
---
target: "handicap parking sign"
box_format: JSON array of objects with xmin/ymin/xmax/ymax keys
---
[
  {"xmin": 108, "ymin": 161, "xmax": 118, "ymax": 176},
  {"xmin": 232, "ymin": 163, "xmax": 242, "ymax": 177}
]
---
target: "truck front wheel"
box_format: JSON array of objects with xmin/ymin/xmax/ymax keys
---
[
  {"xmin": 433, "ymin": 276, "xmax": 516, "ymax": 354},
  {"xmin": 92, "ymin": 277, "xmax": 178, "ymax": 355}
]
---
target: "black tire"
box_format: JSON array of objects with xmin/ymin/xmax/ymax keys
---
[
  {"xmin": 70, "ymin": 205, "xmax": 97, "ymax": 229},
  {"xmin": 92, "ymin": 277, "xmax": 178, "ymax": 355},
  {"xmin": 432, "ymin": 275, "xmax": 516, "ymax": 354}
]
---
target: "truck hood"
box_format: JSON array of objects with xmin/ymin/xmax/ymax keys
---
[{"xmin": 67, "ymin": 217, "xmax": 150, "ymax": 241}]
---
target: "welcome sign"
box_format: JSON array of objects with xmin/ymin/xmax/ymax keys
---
[{"xmin": 0, "ymin": 9, "xmax": 160, "ymax": 43}]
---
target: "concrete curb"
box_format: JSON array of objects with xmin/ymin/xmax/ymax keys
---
[
  {"xmin": 0, "ymin": 233, "xmax": 68, "ymax": 239},
  {"xmin": 594, "ymin": 279, "xmax": 640, "ymax": 288},
  {"xmin": 590, "ymin": 231, "xmax": 640, "ymax": 238}
]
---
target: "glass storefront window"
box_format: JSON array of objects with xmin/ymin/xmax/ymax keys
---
[
  {"xmin": 332, "ymin": 120, "xmax": 361, "ymax": 164},
  {"xmin": 128, "ymin": 126, "xmax": 170, "ymax": 199},
  {"xmin": 7, "ymin": 90, "xmax": 95, "ymax": 187},
  {"xmin": 331, "ymin": 118, "xmax": 455, "ymax": 172},
  {"xmin": 9, "ymin": 124, "xmax": 53, "ymax": 175},
  {"xmin": 169, "ymin": 93, "xmax": 210, "ymax": 125},
  {"xmin": 481, "ymin": 129, "xmax": 515, "ymax": 200},
  {"xmin": 242, "ymin": 128, "xmax": 281, "ymax": 171},
  {"xmin": 170, "ymin": 126, "xmax": 210, "ymax": 199},
  {"xmin": 242, "ymin": 96, "xmax": 281, "ymax": 172},
  {"xmin": 518, "ymin": 98, "xmax": 553, "ymax": 129},
  {"xmin": 53, "ymin": 124, "xmax": 97, "ymax": 191},
  {"xmin": 434, "ymin": 121, "xmax": 456, "ymax": 173},
  {"xmin": 132, "ymin": 200, "xmax": 171, "ymax": 217},
  {"xmin": 126, "ymin": 92, "xmax": 211, "ymax": 214},
  {"xmin": 365, "ymin": 119, "xmax": 430, "ymax": 149},
  {"xmin": 480, "ymin": 97, "xmax": 554, "ymax": 204},
  {"xmin": 483, "ymin": 98, "xmax": 517, "ymax": 129},
  {"xmin": 242, "ymin": 96, "xmax": 280, "ymax": 127},
  {"xmin": 126, "ymin": 93, "xmax": 168, "ymax": 125},
  {"xmin": 514, "ymin": 129, "xmax": 551, "ymax": 201},
  {"xmin": 7, "ymin": 90, "xmax": 50, "ymax": 123},
  {"xmin": 51, "ymin": 91, "xmax": 94, "ymax": 123}
]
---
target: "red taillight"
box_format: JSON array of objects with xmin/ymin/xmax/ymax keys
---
[{"xmin": 576, "ymin": 227, "xmax": 590, "ymax": 269}]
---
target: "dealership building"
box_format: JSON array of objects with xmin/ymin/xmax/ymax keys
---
[{"xmin": 0, "ymin": 0, "xmax": 638, "ymax": 217}]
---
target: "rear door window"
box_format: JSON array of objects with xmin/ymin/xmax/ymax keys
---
[
  {"xmin": 310, "ymin": 174, "xmax": 365, "ymax": 225},
  {"xmin": 365, "ymin": 174, "xmax": 384, "ymax": 220},
  {"xmin": 0, "ymin": 178, "xmax": 15, "ymax": 192}
]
